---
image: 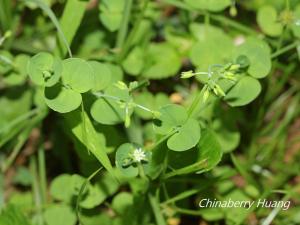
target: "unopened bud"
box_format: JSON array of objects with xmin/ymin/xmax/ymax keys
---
[{"xmin": 181, "ymin": 70, "xmax": 195, "ymax": 79}]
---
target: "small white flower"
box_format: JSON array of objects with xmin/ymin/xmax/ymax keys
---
[{"xmin": 132, "ymin": 148, "xmax": 146, "ymax": 162}]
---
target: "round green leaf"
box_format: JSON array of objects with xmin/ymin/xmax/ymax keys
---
[
  {"xmin": 184, "ymin": 0, "xmax": 231, "ymax": 12},
  {"xmin": 90, "ymin": 85, "xmax": 132, "ymax": 125},
  {"xmin": 43, "ymin": 204, "xmax": 76, "ymax": 225},
  {"xmin": 154, "ymin": 104, "xmax": 188, "ymax": 135},
  {"xmin": 27, "ymin": 52, "xmax": 62, "ymax": 87},
  {"xmin": 190, "ymin": 24, "xmax": 233, "ymax": 72},
  {"xmin": 134, "ymin": 92, "xmax": 170, "ymax": 120},
  {"xmin": 50, "ymin": 174, "xmax": 74, "ymax": 202},
  {"xmin": 257, "ymin": 5, "xmax": 283, "ymax": 37},
  {"xmin": 99, "ymin": 0, "xmax": 124, "ymax": 32},
  {"xmin": 62, "ymin": 58, "xmax": 94, "ymax": 93},
  {"xmin": 44, "ymin": 83, "xmax": 82, "ymax": 113},
  {"xmin": 167, "ymin": 118, "xmax": 201, "ymax": 151},
  {"xmin": 107, "ymin": 64, "xmax": 124, "ymax": 84},
  {"xmin": 235, "ymin": 38, "xmax": 271, "ymax": 78},
  {"xmin": 224, "ymin": 76, "xmax": 261, "ymax": 107},
  {"xmin": 115, "ymin": 143, "xmax": 151, "ymax": 177},
  {"xmin": 142, "ymin": 43, "xmax": 181, "ymax": 79},
  {"xmin": 122, "ymin": 47, "xmax": 144, "ymax": 76},
  {"xmin": 111, "ymin": 192, "xmax": 133, "ymax": 215},
  {"xmin": 88, "ymin": 61, "xmax": 111, "ymax": 91}
]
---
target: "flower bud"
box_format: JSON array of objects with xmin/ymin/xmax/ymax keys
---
[{"xmin": 181, "ymin": 70, "xmax": 195, "ymax": 79}]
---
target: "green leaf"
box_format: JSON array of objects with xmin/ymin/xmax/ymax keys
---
[
  {"xmin": 142, "ymin": 43, "xmax": 181, "ymax": 79},
  {"xmin": 63, "ymin": 110, "xmax": 115, "ymax": 178},
  {"xmin": 99, "ymin": 0, "xmax": 124, "ymax": 32},
  {"xmin": 291, "ymin": 5, "xmax": 300, "ymax": 38},
  {"xmin": 27, "ymin": 52, "xmax": 62, "ymax": 87},
  {"xmin": 154, "ymin": 104, "xmax": 187, "ymax": 135},
  {"xmin": 196, "ymin": 128, "xmax": 222, "ymax": 173},
  {"xmin": 0, "ymin": 204, "xmax": 31, "ymax": 225},
  {"xmin": 62, "ymin": 58, "xmax": 94, "ymax": 93},
  {"xmin": 189, "ymin": 24, "xmax": 233, "ymax": 72},
  {"xmin": 111, "ymin": 192, "xmax": 133, "ymax": 215},
  {"xmin": 106, "ymin": 63, "xmax": 124, "ymax": 84},
  {"xmin": 184, "ymin": 0, "xmax": 231, "ymax": 12},
  {"xmin": 167, "ymin": 118, "xmax": 201, "ymax": 152},
  {"xmin": 56, "ymin": 0, "xmax": 87, "ymax": 57},
  {"xmin": 3, "ymin": 54, "xmax": 29, "ymax": 86},
  {"xmin": 91, "ymin": 85, "xmax": 133, "ymax": 125},
  {"xmin": 50, "ymin": 174, "xmax": 74, "ymax": 202},
  {"xmin": 0, "ymin": 50, "xmax": 13, "ymax": 74},
  {"xmin": 24, "ymin": 0, "xmax": 72, "ymax": 57},
  {"xmin": 224, "ymin": 76, "xmax": 262, "ymax": 107},
  {"xmin": 257, "ymin": 5, "xmax": 283, "ymax": 37},
  {"xmin": 134, "ymin": 92, "xmax": 170, "ymax": 120},
  {"xmin": 88, "ymin": 61, "xmax": 111, "ymax": 91},
  {"xmin": 235, "ymin": 38, "xmax": 271, "ymax": 78},
  {"xmin": 43, "ymin": 204, "xmax": 76, "ymax": 225},
  {"xmin": 115, "ymin": 143, "xmax": 151, "ymax": 177},
  {"xmin": 44, "ymin": 83, "xmax": 82, "ymax": 113},
  {"xmin": 122, "ymin": 47, "xmax": 144, "ymax": 76}
]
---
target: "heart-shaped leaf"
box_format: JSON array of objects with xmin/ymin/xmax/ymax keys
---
[
  {"xmin": 91, "ymin": 85, "xmax": 132, "ymax": 125},
  {"xmin": 134, "ymin": 92, "xmax": 170, "ymax": 120},
  {"xmin": 167, "ymin": 118, "xmax": 201, "ymax": 151},
  {"xmin": 142, "ymin": 43, "xmax": 181, "ymax": 79},
  {"xmin": 224, "ymin": 76, "xmax": 261, "ymax": 107},
  {"xmin": 27, "ymin": 52, "xmax": 62, "ymax": 87},
  {"xmin": 43, "ymin": 204, "xmax": 76, "ymax": 225},
  {"xmin": 88, "ymin": 61, "xmax": 111, "ymax": 91},
  {"xmin": 154, "ymin": 104, "xmax": 187, "ymax": 135},
  {"xmin": 190, "ymin": 24, "xmax": 233, "ymax": 72},
  {"xmin": 44, "ymin": 83, "xmax": 82, "ymax": 113},
  {"xmin": 235, "ymin": 38, "xmax": 271, "ymax": 78},
  {"xmin": 62, "ymin": 58, "xmax": 94, "ymax": 93},
  {"xmin": 257, "ymin": 5, "xmax": 283, "ymax": 37},
  {"xmin": 99, "ymin": 0, "xmax": 124, "ymax": 32},
  {"xmin": 122, "ymin": 47, "xmax": 144, "ymax": 76}
]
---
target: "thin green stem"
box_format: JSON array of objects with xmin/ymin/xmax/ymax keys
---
[
  {"xmin": 116, "ymin": 0, "xmax": 133, "ymax": 50},
  {"xmin": 38, "ymin": 145, "xmax": 47, "ymax": 204},
  {"xmin": 148, "ymin": 193, "xmax": 167, "ymax": 225},
  {"xmin": 271, "ymin": 41, "xmax": 299, "ymax": 59}
]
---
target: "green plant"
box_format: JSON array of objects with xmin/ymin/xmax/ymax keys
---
[{"xmin": 1, "ymin": 0, "xmax": 300, "ymax": 225}]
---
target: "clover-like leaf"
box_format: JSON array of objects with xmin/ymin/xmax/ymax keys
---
[
  {"xmin": 88, "ymin": 61, "xmax": 111, "ymax": 91},
  {"xmin": 27, "ymin": 52, "xmax": 62, "ymax": 87},
  {"xmin": 122, "ymin": 47, "xmax": 144, "ymax": 76},
  {"xmin": 115, "ymin": 143, "xmax": 151, "ymax": 177},
  {"xmin": 235, "ymin": 38, "xmax": 271, "ymax": 78},
  {"xmin": 184, "ymin": 0, "xmax": 231, "ymax": 12},
  {"xmin": 43, "ymin": 204, "xmax": 76, "ymax": 225},
  {"xmin": 61, "ymin": 58, "xmax": 94, "ymax": 93},
  {"xmin": 0, "ymin": 50, "xmax": 13, "ymax": 74},
  {"xmin": 142, "ymin": 43, "xmax": 181, "ymax": 79},
  {"xmin": 91, "ymin": 85, "xmax": 133, "ymax": 125},
  {"xmin": 44, "ymin": 83, "xmax": 82, "ymax": 113},
  {"xmin": 99, "ymin": 0, "xmax": 124, "ymax": 32},
  {"xmin": 154, "ymin": 104, "xmax": 188, "ymax": 135},
  {"xmin": 257, "ymin": 5, "xmax": 283, "ymax": 37},
  {"xmin": 224, "ymin": 76, "xmax": 261, "ymax": 107},
  {"xmin": 190, "ymin": 24, "xmax": 233, "ymax": 72},
  {"xmin": 167, "ymin": 118, "xmax": 201, "ymax": 152},
  {"xmin": 134, "ymin": 92, "xmax": 170, "ymax": 120}
]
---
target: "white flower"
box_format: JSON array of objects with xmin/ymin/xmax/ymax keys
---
[{"xmin": 132, "ymin": 148, "xmax": 146, "ymax": 162}]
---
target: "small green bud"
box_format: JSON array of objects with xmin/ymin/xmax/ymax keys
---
[
  {"xmin": 229, "ymin": 64, "xmax": 240, "ymax": 71},
  {"xmin": 181, "ymin": 70, "xmax": 195, "ymax": 79},
  {"xmin": 215, "ymin": 84, "xmax": 226, "ymax": 97},
  {"xmin": 152, "ymin": 111, "xmax": 161, "ymax": 118},
  {"xmin": 129, "ymin": 81, "xmax": 138, "ymax": 91},
  {"xmin": 229, "ymin": 6, "xmax": 237, "ymax": 17},
  {"xmin": 125, "ymin": 114, "xmax": 131, "ymax": 128},
  {"xmin": 115, "ymin": 81, "xmax": 128, "ymax": 90},
  {"xmin": 203, "ymin": 89, "xmax": 210, "ymax": 103}
]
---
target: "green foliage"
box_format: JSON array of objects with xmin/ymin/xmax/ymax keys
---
[{"xmin": 1, "ymin": 0, "xmax": 299, "ymax": 225}]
